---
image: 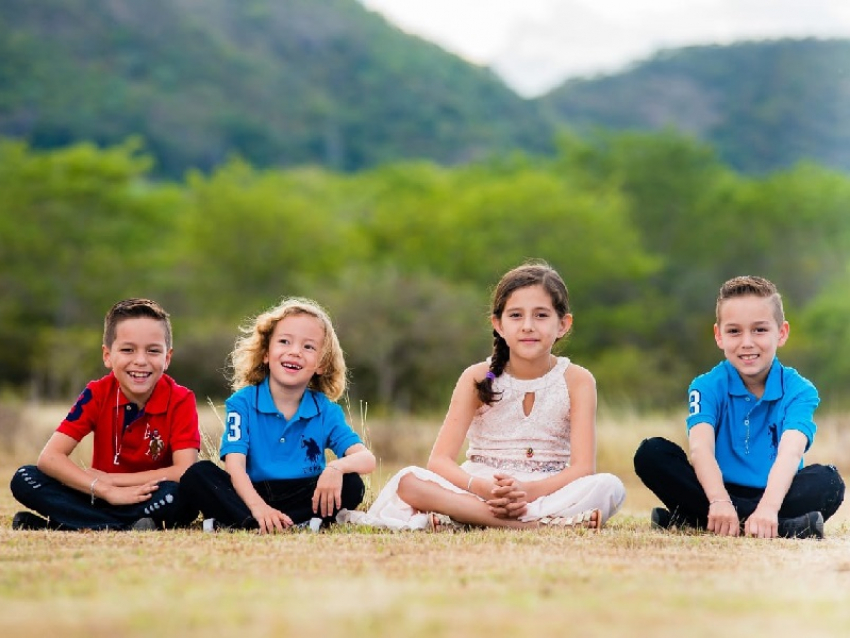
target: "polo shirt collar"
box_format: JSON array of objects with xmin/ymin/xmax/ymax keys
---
[
  {"xmin": 112, "ymin": 372, "xmax": 170, "ymax": 414},
  {"xmin": 723, "ymin": 358, "xmax": 783, "ymax": 400},
  {"xmin": 257, "ymin": 377, "xmax": 320, "ymax": 420}
]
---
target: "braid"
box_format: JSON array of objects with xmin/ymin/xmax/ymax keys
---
[{"xmin": 475, "ymin": 330, "xmax": 509, "ymax": 405}]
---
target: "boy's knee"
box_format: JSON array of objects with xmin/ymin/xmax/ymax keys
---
[
  {"xmin": 633, "ymin": 437, "xmax": 669, "ymax": 472},
  {"xmin": 10, "ymin": 465, "xmax": 41, "ymax": 499}
]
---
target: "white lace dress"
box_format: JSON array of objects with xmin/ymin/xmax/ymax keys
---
[{"xmin": 342, "ymin": 357, "xmax": 625, "ymax": 530}]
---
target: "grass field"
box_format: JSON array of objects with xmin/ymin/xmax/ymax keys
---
[{"xmin": 1, "ymin": 402, "xmax": 849, "ymax": 637}]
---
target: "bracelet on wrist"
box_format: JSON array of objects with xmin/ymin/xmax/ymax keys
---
[
  {"xmin": 90, "ymin": 477, "xmax": 99, "ymax": 505},
  {"xmin": 326, "ymin": 464, "xmax": 343, "ymax": 474},
  {"xmin": 709, "ymin": 498, "xmax": 733, "ymax": 506},
  {"xmin": 466, "ymin": 475, "xmax": 475, "ymax": 491}
]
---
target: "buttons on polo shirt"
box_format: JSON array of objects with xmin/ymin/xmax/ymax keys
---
[{"xmin": 279, "ymin": 437, "xmax": 286, "ymax": 443}]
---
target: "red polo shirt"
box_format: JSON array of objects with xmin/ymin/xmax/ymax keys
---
[{"xmin": 57, "ymin": 372, "xmax": 200, "ymax": 473}]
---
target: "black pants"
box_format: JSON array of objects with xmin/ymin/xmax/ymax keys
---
[
  {"xmin": 10, "ymin": 465, "xmax": 198, "ymax": 530},
  {"xmin": 179, "ymin": 460, "xmax": 365, "ymax": 529},
  {"xmin": 633, "ymin": 437, "xmax": 845, "ymax": 528}
]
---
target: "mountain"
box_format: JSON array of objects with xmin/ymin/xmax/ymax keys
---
[
  {"xmin": 542, "ymin": 38, "xmax": 850, "ymax": 173},
  {"xmin": 2, "ymin": 2, "xmax": 848, "ymax": 176},
  {"xmin": 0, "ymin": 0, "xmax": 555, "ymax": 176}
]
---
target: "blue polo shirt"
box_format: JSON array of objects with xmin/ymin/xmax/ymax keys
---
[
  {"xmin": 220, "ymin": 378, "xmax": 362, "ymax": 481},
  {"xmin": 686, "ymin": 358, "xmax": 818, "ymax": 488}
]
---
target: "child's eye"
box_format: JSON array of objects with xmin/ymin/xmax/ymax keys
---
[
  {"xmin": 120, "ymin": 348, "xmax": 133, "ymax": 353},
  {"xmin": 304, "ymin": 344, "xmax": 315, "ymax": 350}
]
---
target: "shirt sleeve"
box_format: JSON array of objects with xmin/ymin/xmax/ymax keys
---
[
  {"xmin": 56, "ymin": 382, "xmax": 101, "ymax": 442},
  {"xmin": 323, "ymin": 401, "xmax": 363, "ymax": 458},
  {"xmin": 781, "ymin": 381, "xmax": 819, "ymax": 450},
  {"xmin": 685, "ymin": 374, "xmax": 719, "ymax": 432},
  {"xmin": 220, "ymin": 393, "xmax": 251, "ymax": 459},
  {"xmin": 168, "ymin": 388, "xmax": 201, "ymax": 452}
]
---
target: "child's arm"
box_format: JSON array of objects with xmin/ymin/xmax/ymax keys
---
[
  {"xmin": 427, "ymin": 364, "xmax": 492, "ymax": 494},
  {"xmin": 744, "ymin": 430, "xmax": 807, "ymax": 538},
  {"xmin": 223, "ymin": 452, "xmax": 293, "ymax": 533},
  {"xmin": 689, "ymin": 423, "xmax": 739, "ymax": 536},
  {"xmin": 312, "ymin": 443, "xmax": 376, "ymax": 517},
  {"xmin": 88, "ymin": 449, "xmax": 199, "ymax": 486},
  {"xmin": 37, "ymin": 433, "xmax": 161, "ymax": 505}
]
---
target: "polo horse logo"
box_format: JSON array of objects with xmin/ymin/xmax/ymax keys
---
[{"xmin": 301, "ymin": 437, "xmax": 323, "ymax": 473}]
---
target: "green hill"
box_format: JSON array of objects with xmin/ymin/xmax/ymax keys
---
[
  {"xmin": 543, "ymin": 38, "xmax": 850, "ymax": 173},
  {"xmin": 0, "ymin": 0, "xmax": 555, "ymax": 176},
  {"xmin": 2, "ymin": 1, "xmax": 849, "ymax": 176}
]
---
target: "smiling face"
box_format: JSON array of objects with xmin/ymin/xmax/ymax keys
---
[
  {"xmin": 492, "ymin": 284, "xmax": 572, "ymax": 369},
  {"xmin": 102, "ymin": 316, "xmax": 172, "ymax": 406},
  {"xmin": 263, "ymin": 313, "xmax": 326, "ymax": 397},
  {"xmin": 714, "ymin": 294, "xmax": 789, "ymax": 395}
]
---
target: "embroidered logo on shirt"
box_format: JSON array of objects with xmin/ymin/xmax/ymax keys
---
[
  {"xmin": 146, "ymin": 428, "xmax": 165, "ymax": 461},
  {"xmin": 768, "ymin": 423, "xmax": 778, "ymax": 460},
  {"xmin": 301, "ymin": 437, "xmax": 323, "ymax": 473}
]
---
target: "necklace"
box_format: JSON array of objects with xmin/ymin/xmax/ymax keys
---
[
  {"xmin": 114, "ymin": 386, "xmax": 122, "ymax": 465},
  {"xmin": 114, "ymin": 387, "xmax": 151, "ymax": 465}
]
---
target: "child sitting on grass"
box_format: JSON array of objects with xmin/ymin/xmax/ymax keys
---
[
  {"xmin": 180, "ymin": 297, "xmax": 375, "ymax": 533},
  {"xmin": 10, "ymin": 298, "xmax": 201, "ymax": 531},
  {"xmin": 346, "ymin": 260, "xmax": 625, "ymax": 531},
  {"xmin": 634, "ymin": 276, "xmax": 845, "ymax": 539}
]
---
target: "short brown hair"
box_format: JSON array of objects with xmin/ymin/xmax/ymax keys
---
[
  {"xmin": 716, "ymin": 276, "xmax": 784, "ymax": 326},
  {"xmin": 103, "ymin": 298, "xmax": 172, "ymax": 349}
]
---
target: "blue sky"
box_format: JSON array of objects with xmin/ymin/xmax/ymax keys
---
[{"xmin": 360, "ymin": 0, "xmax": 850, "ymax": 96}]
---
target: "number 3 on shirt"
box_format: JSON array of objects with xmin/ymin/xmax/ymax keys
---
[
  {"xmin": 226, "ymin": 411, "xmax": 242, "ymax": 442},
  {"xmin": 688, "ymin": 390, "xmax": 701, "ymax": 415}
]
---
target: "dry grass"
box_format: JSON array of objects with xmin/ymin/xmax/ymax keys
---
[{"xmin": 1, "ymin": 402, "xmax": 849, "ymax": 637}]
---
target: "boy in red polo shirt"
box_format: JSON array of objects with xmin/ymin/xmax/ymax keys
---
[{"xmin": 10, "ymin": 299, "xmax": 201, "ymax": 530}]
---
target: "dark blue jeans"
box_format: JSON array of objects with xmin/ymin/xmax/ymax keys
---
[
  {"xmin": 10, "ymin": 465, "xmax": 198, "ymax": 530},
  {"xmin": 180, "ymin": 460, "xmax": 366, "ymax": 529},
  {"xmin": 633, "ymin": 437, "xmax": 846, "ymax": 528}
]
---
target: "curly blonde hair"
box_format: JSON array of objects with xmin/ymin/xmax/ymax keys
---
[{"xmin": 229, "ymin": 297, "xmax": 347, "ymax": 401}]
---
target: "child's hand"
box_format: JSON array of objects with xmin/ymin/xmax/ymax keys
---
[
  {"xmin": 744, "ymin": 507, "xmax": 779, "ymax": 538},
  {"xmin": 487, "ymin": 473, "xmax": 528, "ymax": 519},
  {"xmin": 249, "ymin": 502, "xmax": 293, "ymax": 534},
  {"xmin": 99, "ymin": 480, "xmax": 159, "ymax": 505},
  {"xmin": 707, "ymin": 500, "xmax": 740, "ymax": 536},
  {"xmin": 312, "ymin": 466, "xmax": 343, "ymax": 518}
]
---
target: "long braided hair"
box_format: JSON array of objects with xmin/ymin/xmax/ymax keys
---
[{"xmin": 474, "ymin": 261, "xmax": 571, "ymax": 405}]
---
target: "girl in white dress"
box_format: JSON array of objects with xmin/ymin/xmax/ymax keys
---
[{"xmin": 345, "ymin": 261, "xmax": 625, "ymax": 531}]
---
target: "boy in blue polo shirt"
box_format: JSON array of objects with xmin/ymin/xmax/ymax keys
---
[
  {"xmin": 180, "ymin": 297, "xmax": 375, "ymax": 532},
  {"xmin": 634, "ymin": 276, "xmax": 845, "ymax": 538}
]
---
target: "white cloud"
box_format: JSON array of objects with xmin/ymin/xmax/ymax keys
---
[{"xmin": 360, "ymin": 0, "xmax": 850, "ymax": 96}]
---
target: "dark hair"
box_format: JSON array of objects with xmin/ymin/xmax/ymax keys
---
[
  {"xmin": 103, "ymin": 298, "xmax": 172, "ymax": 349},
  {"xmin": 716, "ymin": 275, "xmax": 784, "ymax": 326},
  {"xmin": 475, "ymin": 260, "xmax": 570, "ymax": 404}
]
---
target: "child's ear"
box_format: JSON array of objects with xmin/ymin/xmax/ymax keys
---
[
  {"xmin": 102, "ymin": 344, "xmax": 112, "ymax": 369},
  {"xmin": 777, "ymin": 321, "xmax": 790, "ymax": 347},
  {"xmin": 713, "ymin": 324, "xmax": 723, "ymax": 349},
  {"xmin": 558, "ymin": 314, "xmax": 573, "ymax": 338}
]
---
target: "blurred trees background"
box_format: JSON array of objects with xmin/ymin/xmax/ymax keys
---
[
  {"xmin": 2, "ymin": 1, "xmax": 849, "ymax": 413},
  {"xmin": 3, "ymin": 133, "xmax": 849, "ymax": 411}
]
